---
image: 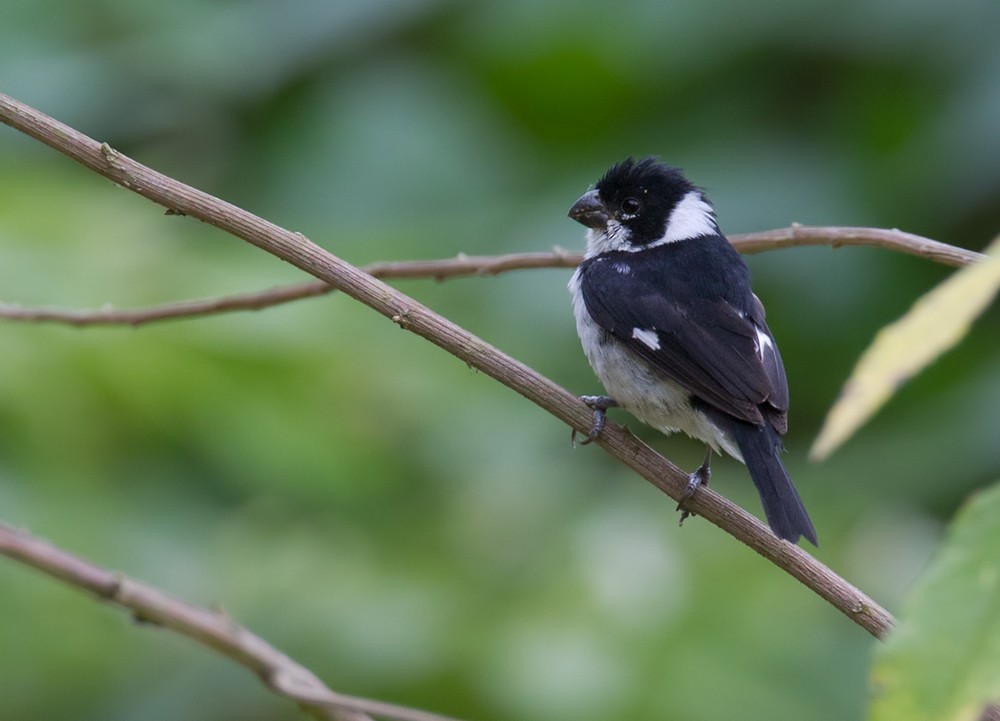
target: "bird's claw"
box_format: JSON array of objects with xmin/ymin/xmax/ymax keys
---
[
  {"xmin": 572, "ymin": 395, "xmax": 619, "ymax": 446},
  {"xmin": 677, "ymin": 447, "xmax": 713, "ymax": 526}
]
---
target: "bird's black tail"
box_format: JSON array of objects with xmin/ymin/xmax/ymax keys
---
[{"xmin": 729, "ymin": 421, "xmax": 817, "ymax": 546}]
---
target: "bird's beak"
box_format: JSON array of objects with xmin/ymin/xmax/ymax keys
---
[{"xmin": 568, "ymin": 189, "xmax": 609, "ymax": 230}]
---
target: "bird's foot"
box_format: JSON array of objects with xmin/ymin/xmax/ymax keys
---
[
  {"xmin": 572, "ymin": 395, "xmax": 619, "ymax": 446},
  {"xmin": 677, "ymin": 446, "xmax": 713, "ymax": 526}
]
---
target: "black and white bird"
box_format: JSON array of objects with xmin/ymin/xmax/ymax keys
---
[{"xmin": 568, "ymin": 157, "xmax": 817, "ymax": 545}]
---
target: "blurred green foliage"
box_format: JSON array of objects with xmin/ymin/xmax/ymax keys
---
[
  {"xmin": 1, "ymin": 1, "xmax": 999, "ymax": 720},
  {"xmin": 871, "ymin": 481, "xmax": 1000, "ymax": 721}
]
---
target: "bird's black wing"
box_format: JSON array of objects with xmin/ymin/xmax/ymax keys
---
[
  {"xmin": 748, "ymin": 292, "xmax": 789, "ymax": 433},
  {"xmin": 578, "ymin": 255, "xmax": 788, "ymax": 429}
]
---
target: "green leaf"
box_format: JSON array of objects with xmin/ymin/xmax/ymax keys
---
[
  {"xmin": 811, "ymin": 237, "xmax": 1000, "ymax": 460},
  {"xmin": 869, "ymin": 481, "xmax": 1000, "ymax": 721}
]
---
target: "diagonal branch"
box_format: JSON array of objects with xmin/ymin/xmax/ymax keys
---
[
  {"xmin": 0, "ymin": 93, "xmax": 894, "ymax": 638},
  {"xmin": 0, "ymin": 523, "xmax": 465, "ymax": 721},
  {"xmin": 0, "ymin": 230, "xmax": 985, "ymax": 328}
]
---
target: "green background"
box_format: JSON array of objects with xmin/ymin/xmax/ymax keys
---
[{"xmin": 2, "ymin": 1, "xmax": 999, "ymax": 719}]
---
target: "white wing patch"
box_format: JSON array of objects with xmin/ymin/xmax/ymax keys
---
[
  {"xmin": 631, "ymin": 327, "xmax": 661, "ymax": 350},
  {"xmin": 754, "ymin": 326, "xmax": 773, "ymax": 359},
  {"xmin": 661, "ymin": 190, "xmax": 718, "ymax": 243}
]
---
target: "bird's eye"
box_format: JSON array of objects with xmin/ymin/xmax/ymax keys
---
[{"xmin": 621, "ymin": 197, "xmax": 642, "ymax": 215}]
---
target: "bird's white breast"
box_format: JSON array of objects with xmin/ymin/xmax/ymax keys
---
[{"xmin": 568, "ymin": 268, "xmax": 741, "ymax": 459}]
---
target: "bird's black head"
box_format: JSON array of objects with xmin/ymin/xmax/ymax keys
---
[{"xmin": 569, "ymin": 157, "xmax": 717, "ymax": 256}]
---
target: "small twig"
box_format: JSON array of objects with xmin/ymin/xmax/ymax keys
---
[
  {"xmin": 733, "ymin": 224, "xmax": 985, "ymax": 268},
  {"xmin": 0, "ymin": 230, "xmax": 985, "ymax": 328},
  {"xmin": 0, "ymin": 283, "xmax": 335, "ymax": 326},
  {"xmin": 0, "ymin": 523, "xmax": 467, "ymax": 721},
  {"xmin": 0, "ymin": 92, "xmax": 894, "ymax": 638}
]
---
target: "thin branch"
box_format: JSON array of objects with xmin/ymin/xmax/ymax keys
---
[
  {"xmin": 733, "ymin": 225, "xmax": 985, "ymax": 268},
  {"xmin": 0, "ymin": 229, "xmax": 986, "ymax": 328},
  {"xmin": 0, "ymin": 93, "xmax": 895, "ymax": 638},
  {"xmin": 0, "ymin": 283, "xmax": 335, "ymax": 327},
  {"xmin": 0, "ymin": 523, "xmax": 466, "ymax": 721}
]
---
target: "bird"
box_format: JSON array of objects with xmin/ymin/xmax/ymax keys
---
[{"xmin": 567, "ymin": 157, "xmax": 817, "ymax": 545}]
